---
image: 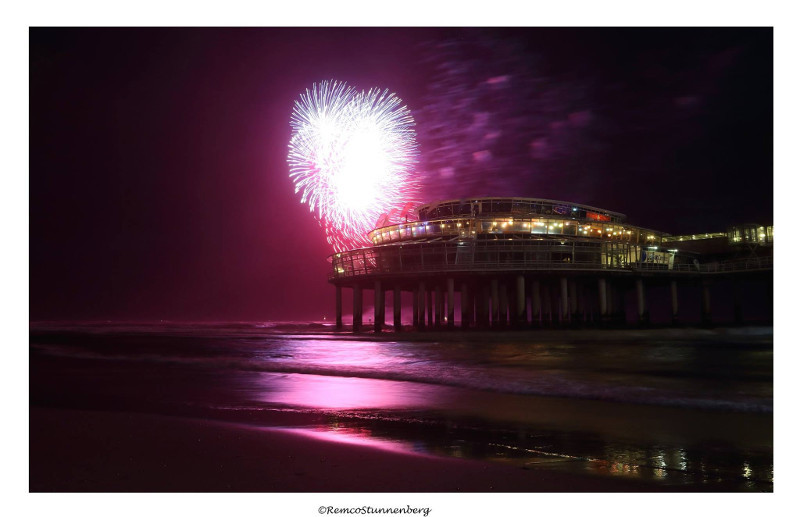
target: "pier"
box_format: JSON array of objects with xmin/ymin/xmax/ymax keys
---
[{"xmin": 329, "ymin": 198, "xmax": 773, "ymax": 331}]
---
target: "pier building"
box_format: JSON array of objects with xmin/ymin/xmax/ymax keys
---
[{"xmin": 328, "ymin": 198, "xmax": 773, "ymax": 331}]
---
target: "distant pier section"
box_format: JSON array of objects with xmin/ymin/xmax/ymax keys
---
[{"xmin": 328, "ymin": 197, "xmax": 773, "ymax": 331}]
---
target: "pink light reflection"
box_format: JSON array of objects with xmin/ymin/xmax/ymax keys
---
[
  {"xmin": 277, "ymin": 427, "xmax": 423, "ymax": 456},
  {"xmin": 257, "ymin": 372, "xmax": 447, "ymax": 410}
]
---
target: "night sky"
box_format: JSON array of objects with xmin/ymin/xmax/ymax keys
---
[{"xmin": 29, "ymin": 27, "xmax": 773, "ymax": 322}]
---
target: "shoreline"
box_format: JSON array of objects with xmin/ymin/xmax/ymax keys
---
[
  {"xmin": 29, "ymin": 320, "xmax": 773, "ymax": 342},
  {"xmin": 337, "ymin": 326, "xmax": 775, "ymax": 345}
]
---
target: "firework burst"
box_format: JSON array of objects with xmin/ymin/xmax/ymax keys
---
[{"xmin": 288, "ymin": 80, "xmax": 420, "ymax": 251}]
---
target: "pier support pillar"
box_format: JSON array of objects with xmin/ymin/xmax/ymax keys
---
[
  {"xmin": 479, "ymin": 283, "xmax": 491, "ymax": 328},
  {"xmin": 447, "ymin": 278, "xmax": 455, "ymax": 329},
  {"xmin": 461, "ymin": 283, "xmax": 470, "ymax": 329},
  {"xmin": 435, "ymin": 285, "xmax": 443, "ymax": 328},
  {"xmin": 417, "ymin": 281, "xmax": 426, "ymax": 329},
  {"xmin": 515, "ymin": 275, "xmax": 526, "ymax": 327},
  {"xmin": 636, "ymin": 278, "xmax": 648, "ymax": 324},
  {"xmin": 569, "ymin": 280, "xmax": 578, "ymax": 323},
  {"xmin": 335, "ymin": 285, "xmax": 343, "ymax": 330},
  {"xmin": 560, "ymin": 277, "xmax": 569, "ymax": 324},
  {"xmin": 542, "ymin": 282, "xmax": 552, "ymax": 326},
  {"xmin": 531, "ymin": 279, "xmax": 541, "ymax": 326},
  {"xmin": 598, "ymin": 278, "xmax": 608, "ymax": 323},
  {"xmin": 670, "ymin": 280, "xmax": 679, "ymax": 325},
  {"xmin": 393, "ymin": 286, "xmax": 402, "ymax": 331},
  {"xmin": 611, "ymin": 281, "xmax": 618, "ymax": 321},
  {"xmin": 491, "ymin": 279, "xmax": 500, "ymax": 326},
  {"xmin": 374, "ymin": 280, "xmax": 384, "ymax": 333},
  {"xmin": 701, "ymin": 280, "xmax": 712, "ymax": 325},
  {"xmin": 618, "ymin": 283, "xmax": 628, "ymax": 323},
  {"xmin": 353, "ymin": 284, "xmax": 363, "ymax": 332},
  {"xmin": 498, "ymin": 282, "xmax": 508, "ymax": 328},
  {"xmin": 427, "ymin": 289, "xmax": 434, "ymax": 328},
  {"xmin": 606, "ymin": 280, "xmax": 620, "ymax": 324},
  {"xmin": 411, "ymin": 282, "xmax": 419, "ymax": 329}
]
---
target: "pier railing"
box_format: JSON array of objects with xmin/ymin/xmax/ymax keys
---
[
  {"xmin": 635, "ymin": 255, "xmax": 773, "ymax": 274},
  {"xmin": 329, "ymin": 242, "xmax": 772, "ymax": 281}
]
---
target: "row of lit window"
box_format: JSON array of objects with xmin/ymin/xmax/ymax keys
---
[
  {"xmin": 369, "ymin": 218, "xmax": 660, "ymax": 245},
  {"xmin": 663, "ymin": 232, "xmax": 726, "ymax": 242},
  {"xmin": 728, "ymin": 225, "xmax": 773, "ymax": 244}
]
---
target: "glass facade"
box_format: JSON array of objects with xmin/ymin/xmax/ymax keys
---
[
  {"xmin": 727, "ymin": 224, "xmax": 773, "ymax": 245},
  {"xmin": 368, "ymin": 216, "xmax": 662, "ymax": 247},
  {"xmin": 416, "ymin": 198, "xmax": 625, "ymax": 224}
]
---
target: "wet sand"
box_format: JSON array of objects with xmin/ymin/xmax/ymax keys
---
[{"xmin": 30, "ymin": 407, "xmax": 663, "ymax": 492}]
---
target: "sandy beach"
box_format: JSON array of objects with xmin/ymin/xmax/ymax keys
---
[{"xmin": 31, "ymin": 407, "xmax": 667, "ymax": 492}]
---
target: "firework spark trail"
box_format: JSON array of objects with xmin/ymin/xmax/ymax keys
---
[{"xmin": 288, "ymin": 80, "xmax": 420, "ymax": 251}]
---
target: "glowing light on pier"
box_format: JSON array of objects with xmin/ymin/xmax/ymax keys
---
[{"xmin": 288, "ymin": 80, "xmax": 420, "ymax": 251}]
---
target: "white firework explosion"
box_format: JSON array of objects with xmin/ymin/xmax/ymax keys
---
[{"xmin": 288, "ymin": 80, "xmax": 420, "ymax": 251}]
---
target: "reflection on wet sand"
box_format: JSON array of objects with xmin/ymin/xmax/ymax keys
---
[
  {"xmin": 277, "ymin": 426, "xmax": 421, "ymax": 456},
  {"xmin": 248, "ymin": 371, "xmax": 773, "ymax": 491}
]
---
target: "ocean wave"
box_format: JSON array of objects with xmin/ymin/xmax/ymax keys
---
[
  {"xmin": 29, "ymin": 321, "xmax": 339, "ymax": 342},
  {"xmin": 30, "ymin": 341, "xmax": 772, "ymax": 414}
]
